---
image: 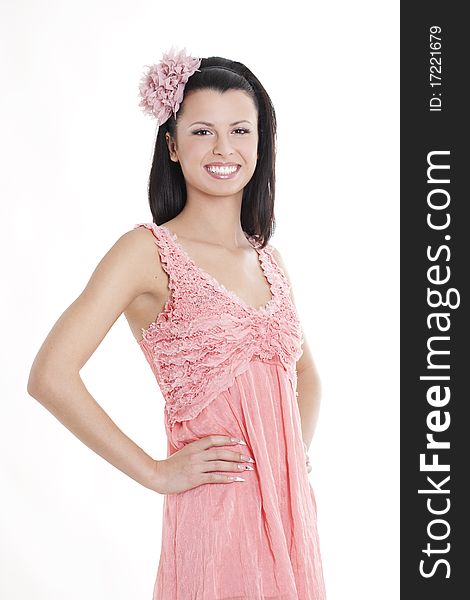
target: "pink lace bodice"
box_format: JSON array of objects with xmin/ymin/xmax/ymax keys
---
[{"xmin": 134, "ymin": 222, "xmax": 304, "ymax": 430}]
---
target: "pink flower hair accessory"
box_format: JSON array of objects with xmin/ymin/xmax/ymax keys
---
[{"xmin": 138, "ymin": 46, "xmax": 202, "ymax": 126}]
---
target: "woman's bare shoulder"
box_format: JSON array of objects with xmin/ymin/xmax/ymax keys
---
[
  {"xmin": 27, "ymin": 225, "xmax": 169, "ymax": 382},
  {"xmin": 117, "ymin": 225, "xmax": 168, "ymax": 293}
]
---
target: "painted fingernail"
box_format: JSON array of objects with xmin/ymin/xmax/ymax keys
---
[
  {"xmin": 231, "ymin": 437, "xmax": 247, "ymax": 445},
  {"xmin": 238, "ymin": 464, "xmax": 255, "ymax": 471},
  {"xmin": 241, "ymin": 454, "xmax": 255, "ymax": 463}
]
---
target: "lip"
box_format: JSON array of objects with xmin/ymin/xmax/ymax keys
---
[
  {"xmin": 204, "ymin": 161, "xmax": 241, "ymax": 166},
  {"xmin": 204, "ymin": 163, "xmax": 241, "ymax": 180}
]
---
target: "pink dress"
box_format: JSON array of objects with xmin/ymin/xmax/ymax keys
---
[{"xmin": 134, "ymin": 222, "xmax": 326, "ymax": 600}]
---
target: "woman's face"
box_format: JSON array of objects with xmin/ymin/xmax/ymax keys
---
[{"xmin": 166, "ymin": 89, "xmax": 259, "ymax": 198}]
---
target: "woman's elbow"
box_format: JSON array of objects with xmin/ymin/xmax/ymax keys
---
[
  {"xmin": 27, "ymin": 351, "xmax": 74, "ymax": 402},
  {"xmin": 27, "ymin": 364, "xmax": 57, "ymax": 401}
]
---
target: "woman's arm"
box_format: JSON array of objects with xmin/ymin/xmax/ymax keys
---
[
  {"xmin": 294, "ymin": 338, "xmax": 322, "ymax": 449},
  {"xmin": 271, "ymin": 247, "xmax": 322, "ymax": 451},
  {"xmin": 27, "ymin": 226, "xmax": 165, "ymax": 492}
]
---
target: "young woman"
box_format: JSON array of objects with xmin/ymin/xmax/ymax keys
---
[{"xmin": 27, "ymin": 48, "xmax": 326, "ymax": 600}]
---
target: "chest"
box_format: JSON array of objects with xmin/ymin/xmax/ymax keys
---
[{"xmin": 186, "ymin": 243, "xmax": 273, "ymax": 311}]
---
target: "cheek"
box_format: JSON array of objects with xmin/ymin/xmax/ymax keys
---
[
  {"xmin": 243, "ymin": 138, "xmax": 259, "ymax": 160},
  {"xmin": 178, "ymin": 139, "xmax": 205, "ymax": 163},
  {"xmin": 246, "ymin": 144, "xmax": 257, "ymax": 160}
]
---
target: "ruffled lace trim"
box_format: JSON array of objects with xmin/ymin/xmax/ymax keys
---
[
  {"xmin": 133, "ymin": 222, "xmax": 179, "ymax": 331},
  {"xmin": 133, "ymin": 222, "xmax": 304, "ymax": 429},
  {"xmin": 158, "ymin": 224, "xmax": 283, "ymax": 316},
  {"xmin": 139, "ymin": 311, "xmax": 303, "ymax": 429}
]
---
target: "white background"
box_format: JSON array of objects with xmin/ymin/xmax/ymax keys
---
[{"xmin": 1, "ymin": 1, "xmax": 399, "ymax": 598}]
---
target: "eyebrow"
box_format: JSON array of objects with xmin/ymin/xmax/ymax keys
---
[{"xmin": 188, "ymin": 120, "xmax": 254, "ymax": 127}]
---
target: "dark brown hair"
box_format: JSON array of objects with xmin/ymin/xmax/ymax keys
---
[{"xmin": 146, "ymin": 56, "xmax": 277, "ymax": 247}]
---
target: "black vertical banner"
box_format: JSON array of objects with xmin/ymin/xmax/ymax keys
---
[{"xmin": 401, "ymin": 3, "xmax": 469, "ymax": 599}]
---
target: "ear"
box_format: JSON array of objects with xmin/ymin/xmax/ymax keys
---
[{"xmin": 165, "ymin": 133, "xmax": 179, "ymax": 162}]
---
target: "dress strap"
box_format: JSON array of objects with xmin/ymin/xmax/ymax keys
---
[
  {"xmin": 256, "ymin": 242, "xmax": 289, "ymax": 302},
  {"xmin": 133, "ymin": 222, "xmax": 184, "ymax": 291},
  {"xmin": 262, "ymin": 242, "xmax": 305, "ymax": 346}
]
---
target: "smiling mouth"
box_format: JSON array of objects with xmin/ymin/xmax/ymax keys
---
[
  {"xmin": 204, "ymin": 164, "xmax": 241, "ymax": 178},
  {"xmin": 205, "ymin": 164, "xmax": 240, "ymax": 173}
]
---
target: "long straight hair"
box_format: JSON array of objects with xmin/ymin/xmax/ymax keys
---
[{"xmin": 146, "ymin": 56, "xmax": 277, "ymax": 248}]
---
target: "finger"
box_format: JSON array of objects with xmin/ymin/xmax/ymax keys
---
[
  {"xmin": 199, "ymin": 459, "xmax": 255, "ymax": 474},
  {"xmin": 197, "ymin": 434, "xmax": 247, "ymax": 451},
  {"xmin": 200, "ymin": 471, "xmax": 246, "ymax": 484},
  {"xmin": 203, "ymin": 448, "xmax": 256, "ymax": 464}
]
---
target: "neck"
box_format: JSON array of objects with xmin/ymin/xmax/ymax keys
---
[{"xmin": 173, "ymin": 186, "xmax": 247, "ymax": 248}]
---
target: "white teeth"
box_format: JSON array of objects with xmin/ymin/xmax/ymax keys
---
[{"xmin": 206, "ymin": 165, "xmax": 238, "ymax": 174}]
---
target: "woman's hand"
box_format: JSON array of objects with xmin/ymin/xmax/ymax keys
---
[
  {"xmin": 150, "ymin": 435, "xmax": 256, "ymax": 495},
  {"xmin": 303, "ymin": 440, "xmax": 312, "ymax": 473}
]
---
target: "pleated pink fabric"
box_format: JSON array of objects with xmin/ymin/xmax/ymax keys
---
[{"xmin": 134, "ymin": 222, "xmax": 326, "ymax": 600}]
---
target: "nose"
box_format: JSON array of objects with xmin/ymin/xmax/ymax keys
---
[{"xmin": 211, "ymin": 133, "xmax": 234, "ymax": 157}]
